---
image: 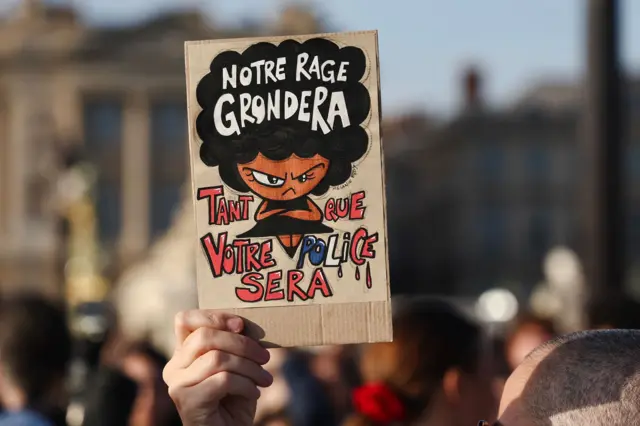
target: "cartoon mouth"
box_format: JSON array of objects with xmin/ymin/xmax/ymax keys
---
[{"xmin": 282, "ymin": 187, "xmax": 296, "ymax": 196}]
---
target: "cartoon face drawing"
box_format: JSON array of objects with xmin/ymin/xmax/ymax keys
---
[{"xmin": 238, "ymin": 153, "xmax": 330, "ymax": 202}]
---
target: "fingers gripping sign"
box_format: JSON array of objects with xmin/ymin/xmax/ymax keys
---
[
  {"xmin": 163, "ymin": 310, "xmax": 273, "ymax": 426},
  {"xmin": 173, "ymin": 310, "xmax": 244, "ymax": 344}
]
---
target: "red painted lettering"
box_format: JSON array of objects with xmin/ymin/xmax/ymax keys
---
[
  {"xmin": 197, "ymin": 186, "xmax": 223, "ymax": 225},
  {"xmin": 238, "ymin": 195, "xmax": 254, "ymax": 220},
  {"xmin": 361, "ymin": 233, "xmax": 378, "ymax": 259},
  {"xmin": 349, "ymin": 191, "xmax": 366, "ymax": 220},
  {"xmin": 228, "ymin": 201, "xmax": 242, "ymax": 222},
  {"xmin": 350, "ymin": 228, "xmax": 367, "ymax": 266},
  {"xmin": 216, "ymin": 198, "xmax": 229, "ymax": 225},
  {"xmin": 265, "ymin": 270, "xmax": 285, "ymax": 301},
  {"xmin": 232, "ymin": 239, "xmax": 249, "ymax": 274},
  {"xmin": 307, "ymin": 268, "xmax": 332, "ymax": 299},
  {"xmin": 323, "ymin": 192, "xmax": 367, "ymax": 222},
  {"xmin": 287, "ymin": 270, "xmax": 307, "ymax": 301},
  {"xmin": 324, "ymin": 199, "xmax": 338, "ymax": 221},
  {"xmin": 337, "ymin": 198, "xmax": 349, "ymax": 218},
  {"xmin": 246, "ymin": 243, "xmax": 261, "ymax": 271},
  {"xmin": 200, "ymin": 233, "xmax": 277, "ymax": 278},
  {"xmin": 260, "ymin": 240, "xmax": 276, "ymax": 268},
  {"xmin": 200, "ymin": 232, "xmax": 227, "ymax": 277},
  {"xmin": 222, "ymin": 246, "xmax": 235, "ymax": 274},
  {"xmin": 197, "ymin": 186, "xmax": 253, "ymax": 225},
  {"xmin": 236, "ymin": 273, "xmax": 264, "ymax": 302}
]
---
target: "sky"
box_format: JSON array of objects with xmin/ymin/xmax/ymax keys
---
[{"xmin": 7, "ymin": 0, "xmax": 640, "ymax": 116}]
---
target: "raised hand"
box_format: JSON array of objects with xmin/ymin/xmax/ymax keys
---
[{"xmin": 163, "ymin": 310, "xmax": 273, "ymax": 426}]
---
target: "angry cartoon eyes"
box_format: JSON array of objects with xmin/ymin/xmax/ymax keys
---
[
  {"xmin": 249, "ymin": 170, "xmax": 315, "ymax": 187},
  {"xmin": 252, "ymin": 170, "xmax": 285, "ymax": 187}
]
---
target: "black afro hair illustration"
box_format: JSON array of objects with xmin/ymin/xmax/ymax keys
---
[{"xmin": 195, "ymin": 37, "xmax": 371, "ymax": 196}]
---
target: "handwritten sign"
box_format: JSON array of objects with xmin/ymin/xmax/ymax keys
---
[{"xmin": 186, "ymin": 31, "xmax": 391, "ymax": 346}]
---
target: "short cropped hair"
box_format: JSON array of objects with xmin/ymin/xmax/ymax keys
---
[
  {"xmin": 0, "ymin": 295, "xmax": 72, "ymax": 403},
  {"xmin": 520, "ymin": 330, "xmax": 640, "ymax": 426}
]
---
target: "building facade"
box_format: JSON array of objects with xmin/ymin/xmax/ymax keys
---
[
  {"xmin": 0, "ymin": 1, "xmax": 321, "ymax": 296},
  {"xmin": 385, "ymin": 69, "xmax": 640, "ymax": 299}
]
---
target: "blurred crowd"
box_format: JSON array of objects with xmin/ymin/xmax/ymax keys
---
[{"xmin": 0, "ymin": 289, "xmax": 637, "ymax": 426}]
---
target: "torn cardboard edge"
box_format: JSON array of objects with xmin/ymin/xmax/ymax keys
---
[{"xmin": 216, "ymin": 300, "xmax": 392, "ymax": 348}]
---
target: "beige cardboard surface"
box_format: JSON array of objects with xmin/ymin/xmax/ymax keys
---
[{"xmin": 185, "ymin": 31, "xmax": 391, "ymax": 346}]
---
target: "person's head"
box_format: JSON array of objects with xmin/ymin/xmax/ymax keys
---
[
  {"xmin": 305, "ymin": 345, "xmax": 358, "ymax": 384},
  {"xmin": 505, "ymin": 313, "xmax": 556, "ymax": 371},
  {"xmin": 121, "ymin": 342, "xmax": 180, "ymax": 426},
  {"xmin": 345, "ymin": 297, "xmax": 497, "ymax": 426},
  {"xmin": 497, "ymin": 329, "xmax": 640, "ymax": 426},
  {"xmin": 198, "ymin": 122, "xmax": 368, "ymax": 201},
  {"xmin": 587, "ymin": 293, "xmax": 640, "ymax": 329},
  {"xmin": 0, "ymin": 294, "xmax": 71, "ymax": 411}
]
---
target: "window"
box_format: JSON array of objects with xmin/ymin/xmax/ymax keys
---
[
  {"xmin": 84, "ymin": 99, "xmax": 123, "ymax": 148},
  {"xmin": 149, "ymin": 100, "xmax": 187, "ymax": 237},
  {"xmin": 526, "ymin": 144, "xmax": 549, "ymax": 181},
  {"xmin": 150, "ymin": 101, "xmax": 187, "ymax": 147},
  {"xmin": 529, "ymin": 212, "xmax": 552, "ymax": 259},
  {"xmin": 83, "ymin": 97, "xmax": 123, "ymax": 243},
  {"xmin": 477, "ymin": 145, "xmax": 504, "ymax": 181},
  {"xmin": 95, "ymin": 182, "xmax": 121, "ymax": 242},
  {"xmin": 478, "ymin": 208, "xmax": 506, "ymax": 256},
  {"xmin": 627, "ymin": 145, "xmax": 640, "ymax": 180},
  {"xmin": 626, "ymin": 92, "xmax": 640, "ymax": 112},
  {"xmin": 150, "ymin": 184, "xmax": 182, "ymax": 233},
  {"xmin": 626, "ymin": 210, "xmax": 640, "ymax": 255}
]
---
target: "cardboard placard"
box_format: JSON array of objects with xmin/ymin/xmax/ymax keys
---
[{"xmin": 185, "ymin": 31, "xmax": 391, "ymax": 347}]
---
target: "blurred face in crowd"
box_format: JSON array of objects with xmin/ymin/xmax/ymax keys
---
[
  {"xmin": 442, "ymin": 348, "xmax": 498, "ymax": 426},
  {"xmin": 309, "ymin": 345, "xmax": 358, "ymax": 416},
  {"xmin": 506, "ymin": 324, "xmax": 553, "ymax": 371},
  {"xmin": 122, "ymin": 351, "xmax": 175, "ymax": 426},
  {"xmin": 309, "ymin": 345, "xmax": 346, "ymax": 383},
  {"xmin": 359, "ymin": 340, "xmax": 498, "ymax": 426},
  {"xmin": 345, "ymin": 300, "xmax": 503, "ymax": 426}
]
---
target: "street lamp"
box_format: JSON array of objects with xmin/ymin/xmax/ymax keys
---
[
  {"xmin": 57, "ymin": 159, "xmax": 108, "ymax": 309},
  {"xmin": 56, "ymin": 149, "xmax": 112, "ymax": 426}
]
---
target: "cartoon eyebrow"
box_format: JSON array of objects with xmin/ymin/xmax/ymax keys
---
[
  {"xmin": 292, "ymin": 163, "xmax": 326, "ymax": 180},
  {"xmin": 241, "ymin": 167, "xmax": 286, "ymax": 180}
]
